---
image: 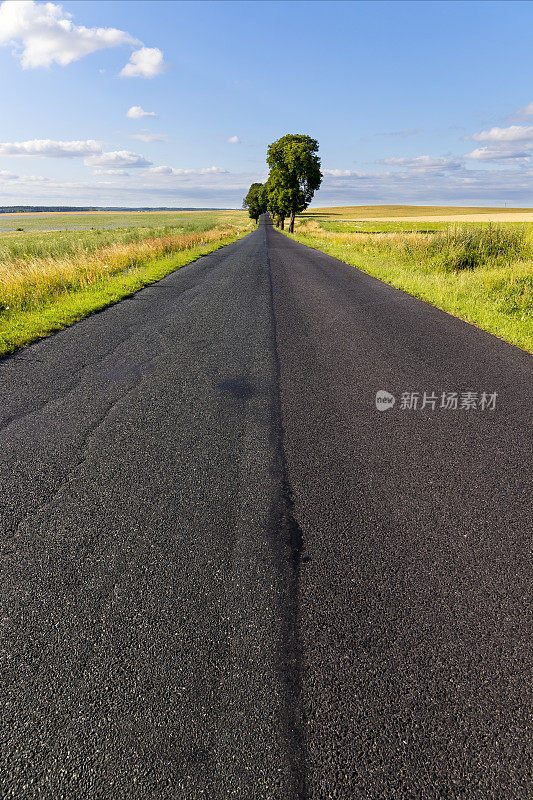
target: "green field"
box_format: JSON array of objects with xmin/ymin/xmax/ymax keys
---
[
  {"xmin": 288, "ymin": 208, "xmax": 533, "ymax": 353},
  {"xmin": 0, "ymin": 209, "xmax": 245, "ymax": 233},
  {"xmin": 0, "ymin": 210, "xmax": 250, "ymax": 357}
]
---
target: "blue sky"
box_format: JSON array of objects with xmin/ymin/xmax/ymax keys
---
[{"xmin": 0, "ymin": 0, "xmax": 532, "ymax": 207}]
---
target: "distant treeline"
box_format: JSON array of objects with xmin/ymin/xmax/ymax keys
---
[{"xmin": 0, "ymin": 207, "xmax": 226, "ymax": 213}]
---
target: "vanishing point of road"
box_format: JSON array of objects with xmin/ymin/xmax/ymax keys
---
[{"xmin": 1, "ymin": 215, "xmax": 531, "ymax": 799}]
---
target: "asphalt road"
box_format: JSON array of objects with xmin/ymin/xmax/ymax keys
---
[{"xmin": 1, "ymin": 214, "xmax": 531, "ymax": 799}]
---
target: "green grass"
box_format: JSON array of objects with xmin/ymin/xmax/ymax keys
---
[
  {"xmin": 426, "ymin": 224, "xmax": 529, "ymax": 270},
  {"xmin": 0, "ymin": 230, "xmax": 243, "ymax": 358},
  {"xmin": 285, "ymin": 220, "xmax": 533, "ymax": 353},
  {"xmin": 314, "ymin": 219, "xmax": 533, "ymax": 235}
]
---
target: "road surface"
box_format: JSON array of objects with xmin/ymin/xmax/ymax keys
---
[{"xmin": 1, "ymin": 215, "xmax": 531, "ymax": 798}]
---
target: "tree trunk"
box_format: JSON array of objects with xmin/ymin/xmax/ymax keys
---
[
  {"xmin": 288, "ymin": 212, "xmax": 296, "ymax": 233},
  {"xmin": 280, "ymin": 217, "xmax": 285, "ymax": 230}
]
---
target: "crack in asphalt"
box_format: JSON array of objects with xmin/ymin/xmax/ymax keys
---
[
  {"xmin": 11, "ymin": 368, "xmax": 153, "ymax": 539},
  {"xmin": 0, "ymin": 252, "xmax": 226, "ymax": 433}
]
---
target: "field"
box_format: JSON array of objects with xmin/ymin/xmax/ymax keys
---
[
  {"xmin": 0, "ymin": 209, "xmax": 246, "ymax": 233},
  {"xmin": 0, "ymin": 210, "xmax": 250, "ymax": 356},
  {"xmin": 290, "ymin": 206, "xmax": 533, "ymax": 352},
  {"xmin": 3, "ymin": 205, "xmax": 532, "ymax": 356},
  {"xmin": 303, "ymin": 205, "xmax": 533, "ymax": 221}
]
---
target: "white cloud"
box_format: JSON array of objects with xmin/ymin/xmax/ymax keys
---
[
  {"xmin": 227, "ymin": 135, "xmax": 241, "ymax": 144},
  {"xmin": 131, "ymin": 133, "xmax": 168, "ymax": 143},
  {"xmin": 465, "ymin": 147, "xmax": 530, "ymax": 162},
  {"xmin": 323, "ymin": 169, "xmax": 357, "ymax": 177},
  {"xmin": 0, "ymin": 168, "xmax": 255, "ymax": 207},
  {"xmin": 522, "ymin": 103, "xmax": 533, "ymax": 116},
  {"xmin": 120, "ymin": 46, "xmax": 165, "ymax": 78},
  {"xmin": 472, "ymin": 125, "xmax": 533, "ymax": 143},
  {"xmin": 380, "ymin": 155, "xmax": 460, "ymax": 170},
  {"xmin": 126, "ymin": 105, "xmax": 157, "ymax": 119},
  {"xmin": 84, "ymin": 150, "xmax": 152, "ymax": 168},
  {"xmin": 0, "ymin": 138, "xmax": 102, "ymax": 157},
  {"xmin": 315, "ymin": 162, "xmax": 533, "ymax": 206},
  {"xmin": 1, "ymin": 172, "xmax": 50, "ymax": 183},
  {"xmin": 0, "ymin": 0, "xmax": 138, "ymax": 68},
  {"xmin": 148, "ymin": 166, "xmax": 175, "ymax": 175},
  {"xmin": 466, "ymin": 123, "xmax": 533, "ymax": 162},
  {"xmin": 92, "ymin": 168, "xmax": 130, "ymax": 176},
  {"xmin": 0, "ymin": 2, "xmax": 166, "ymax": 77},
  {"xmin": 1, "ymin": 162, "xmax": 531, "ymax": 208},
  {"xmin": 148, "ymin": 165, "xmax": 228, "ymax": 176}
]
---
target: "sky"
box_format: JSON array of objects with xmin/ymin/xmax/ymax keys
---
[{"xmin": 0, "ymin": 0, "xmax": 532, "ymax": 208}]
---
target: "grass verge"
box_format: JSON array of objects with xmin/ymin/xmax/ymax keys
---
[
  {"xmin": 284, "ymin": 223, "xmax": 533, "ymax": 353},
  {"xmin": 0, "ymin": 231, "xmax": 242, "ymax": 358}
]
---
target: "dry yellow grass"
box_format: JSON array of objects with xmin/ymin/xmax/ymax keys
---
[
  {"xmin": 0, "ymin": 224, "xmax": 239, "ymax": 312},
  {"xmin": 296, "ymin": 219, "xmax": 430, "ymax": 246},
  {"xmin": 303, "ymin": 205, "xmax": 533, "ymax": 220},
  {"xmin": 0, "ymin": 209, "xmax": 236, "ymax": 219},
  {"xmin": 325, "ymin": 213, "xmax": 533, "ymax": 223}
]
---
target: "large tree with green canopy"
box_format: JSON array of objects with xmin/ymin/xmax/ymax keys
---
[
  {"xmin": 242, "ymin": 182, "xmax": 268, "ymax": 224},
  {"xmin": 266, "ymin": 134, "xmax": 322, "ymax": 233}
]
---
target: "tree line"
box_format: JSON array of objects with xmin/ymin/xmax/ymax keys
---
[{"xmin": 243, "ymin": 134, "xmax": 322, "ymax": 233}]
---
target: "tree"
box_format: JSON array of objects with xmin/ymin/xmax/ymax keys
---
[
  {"xmin": 265, "ymin": 173, "xmax": 291, "ymax": 230},
  {"xmin": 243, "ymin": 182, "xmax": 268, "ymax": 223},
  {"xmin": 266, "ymin": 134, "xmax": 322, "ymax": 233}
]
